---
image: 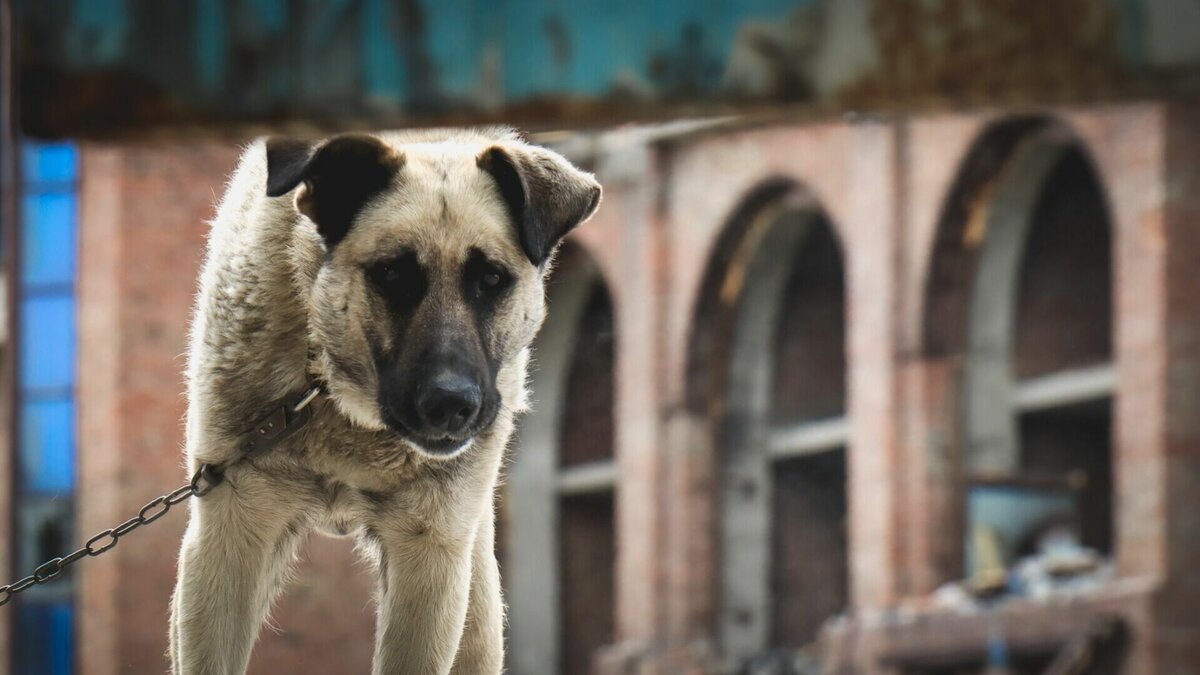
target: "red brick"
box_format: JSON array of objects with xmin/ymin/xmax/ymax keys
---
[{"xmin": 77, "ymin": 143, "xmax": 376, "ymax": 675}]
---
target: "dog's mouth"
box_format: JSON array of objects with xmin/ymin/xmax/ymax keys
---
[
  {"xmin": 405, "ymin": 431, "xmax": 474, "ymax": 456},
  {"xmin": 374, "ymin": 371, "xmax": 503, "ymax": 458},
  {"xmin": 380, "ymin": 406, "xmax": 499, "ymax": 458}
]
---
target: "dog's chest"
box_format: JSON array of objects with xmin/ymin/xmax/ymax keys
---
[
  {"xmin": 295, "ymin": 403, "xmax": 430, "ymax": 485},
  {"xmin": 306, "ymin": 474, "xmax": 388, "ymax": 537}
]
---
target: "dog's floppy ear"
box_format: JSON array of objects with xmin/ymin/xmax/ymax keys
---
[
  {"xmin": 265, "ymin": 134, "xmax": 404, "ymax": 249},
  {"xmin": 477, "ymin": 143, "xmax": 602, "ymax": 267}
]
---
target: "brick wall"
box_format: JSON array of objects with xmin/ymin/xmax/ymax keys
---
[
  {"xmin": 76, "ymin": 143, "xmax": 377, "ymax": 674},
  {"xmin": 617, "ymin": 104, "xmax": 1200, "ymax": 673}
]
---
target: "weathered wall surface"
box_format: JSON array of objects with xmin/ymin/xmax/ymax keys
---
[
  {"xmin": 598, "ymin": 103, "xmax": 1200, "ymax": 673},
  {"xmin": 13, "ymin": 0, "xmax": 1200, "ymax": 137}
]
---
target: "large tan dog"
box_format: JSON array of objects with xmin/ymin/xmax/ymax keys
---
[{"xmin": 169, "ymin": 128, "xmax": 600, "ymax": 674}]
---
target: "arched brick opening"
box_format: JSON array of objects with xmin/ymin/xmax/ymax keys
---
[
  {"xmin": 687, "ymin": 182, "xmax": 849, "ymax": 665},
  {"xmin": 686, "ymin": 179, "xmax": 796, "ymax": 418},
  {"xmin": 506, "ymin": 241, "xmax": 616, "ymax": 675},
  {"xmin": 920, "ymin": 116, "xmax": 1114, "ymax": 584}
]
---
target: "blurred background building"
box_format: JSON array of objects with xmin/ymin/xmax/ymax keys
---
[{"xmin": 2, "ymin": 1, "xmax": 1200, "ymax": 674}]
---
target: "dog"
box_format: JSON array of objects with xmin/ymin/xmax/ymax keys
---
[{"xmin": 169, "ymin": 128, "xmax": 601, "ymax": 675}]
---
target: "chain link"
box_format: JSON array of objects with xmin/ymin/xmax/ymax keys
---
[
  {"xmin": 0, "ymin": 383, "xmax": 323, "ymax": 608},
  {"xmin": 0, "ymin": 466, "xmax": 217, "ymax": 607}
]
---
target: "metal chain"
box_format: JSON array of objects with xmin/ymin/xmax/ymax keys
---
[
  {"xmin": 0, "ymin": 383, "xmax": 323, "ymax": 608},
  {"xmin": 0, "ymin": 469, "xmax": 211, "ymax": 607}
]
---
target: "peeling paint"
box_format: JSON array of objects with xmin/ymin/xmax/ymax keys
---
[{"xmin": 10, "ymin": 0, "xmax": 1200, "ymax": 137}]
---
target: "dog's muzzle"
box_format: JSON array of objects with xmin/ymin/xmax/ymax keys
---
[
  {"xmin": 379, "ymin": 365, "xmax": 497, "ymax": 456},
  {"xmin": 414, "ymin": 370, "xmax": 482, "ymax": 437}
]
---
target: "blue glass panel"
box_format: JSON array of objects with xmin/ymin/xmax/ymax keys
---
[
  {"xmin": 14, "ymin": 600, "xmax": 75, "ymax": 675},
  {"xmin": 20, "ymin": 398, "xmax": 75, "ymax": 493},
  {"xmin": 17, "ymin": 140, "xmax": 79, "ymax": 673},
  {"xmin": 20, "ymin": 296, "xmax": 76, "ymax": 392},
  {"xmin": 22, "ymin": 143, "xmax": 79, "ymax": 184},
  {"xmin": 21, "ymin": 193, "xmax": 77, "ymax": 288}
]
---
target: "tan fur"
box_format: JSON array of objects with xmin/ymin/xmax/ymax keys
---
[{"xmin": 169, "ymin": 128, "xmax": 599, "ymax": 674}]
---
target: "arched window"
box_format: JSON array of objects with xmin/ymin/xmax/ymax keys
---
[
  {"xmin": 1010, "ymin": 149, "xmax": 1113, "ymax": 554},
  {"xmin": 704, "ymin": 188, "xmax": 849, "ymax": 663},
  {"xmin": 506, "ymin": 245, "xmax": 616, "ymax": 675},
  {"xmin": 965, "ymin": 136, "xmax": 1114, "ymax": 571},
  {"xmin": 926, "ymin": 118, "xmax": 1115, "ymax": 581}
]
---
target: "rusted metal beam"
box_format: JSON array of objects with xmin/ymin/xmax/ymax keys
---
[{"xmin": 10, "ymin": 0, "xmax": 1200, "ymax": 139}]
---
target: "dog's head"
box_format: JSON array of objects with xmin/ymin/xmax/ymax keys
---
[{"xmin": 264, "ymin": 130, "xmax": 601, "ymax": 458}]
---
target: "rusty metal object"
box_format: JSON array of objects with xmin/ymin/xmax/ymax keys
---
[
  {"xmin": 841, "ymin": 0, "xmax": 1128, "ymax": 108},
  {"xmin": 7, "ymin": 1, "xmax": 1200, "ymax": 138}
]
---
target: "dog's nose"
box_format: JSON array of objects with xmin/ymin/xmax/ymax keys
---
[{"xmin": 415, "ymin": 372, "xmax": 481, "ymax": 435}]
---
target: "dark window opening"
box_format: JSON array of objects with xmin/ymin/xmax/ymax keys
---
[
  {"xmin": 770, "ymin": 219, "xmax": 846, "ymax": 425},
  {"xmin": 552, "ymin": 259, "xmax": 617, "ymax": 674},
  {"xmin": 1012, "ymin": 147, "xmax": 1113, "ymax": 558},
  {"xmin": 1018, "ymin": 401, "xmax": 1113, "ymax": 555},
  {"xmin": 559, "ymin": 492, "xmax": 616, "ymax": 675},
  {"xmin": 771, "ymin": 451, "xmax": 848, "ymax": 647},
  {"xmin": 767, "ymin": 216, "xmax": 849, "ymax": 648},
  {"xmin": 1014, "ymin": 149, "xmax": 1112, "ymax": 379},
  {"xmin": 559, "ymin": 283, "xmax": 616, "ymax": 468}
]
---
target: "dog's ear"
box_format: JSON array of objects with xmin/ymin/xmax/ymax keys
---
[
  {"xmin": 265, "ymin": 134, "xmax": 404, "ymax": 249},
  {"xmin": 476, "ymin": 143, "xmax": 602, "ymax": 267}
]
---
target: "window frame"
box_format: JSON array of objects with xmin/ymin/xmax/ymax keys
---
[{"xmin": 12, "ymin": 140, "xmax": 80, "ymax": 675}]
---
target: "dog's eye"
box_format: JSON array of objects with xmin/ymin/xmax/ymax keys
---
[
  {"xmin": 369, "ymin": 263, "xmax": 404, "ymax": 286},
  {"xmin": 378, "ymin": 265, "xmax": 399, "ymax": 283},
  {"xmin": 475, "ymin": 268, "xmax": 509, "ymax": 297},
  {"xmin": 366, "ymin": 252, "xmax": 426, "ymax": 310},
  {"xmin": 464, "ymin": 249, "xmax": 512, "ymax": 302}
]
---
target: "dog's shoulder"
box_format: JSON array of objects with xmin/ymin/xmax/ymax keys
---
[{"xmin": 203, "ymin": 140, "xmax": 313, "ymax": 270}]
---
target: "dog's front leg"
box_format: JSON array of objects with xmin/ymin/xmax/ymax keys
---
[
  {"xmin": 450, "ymin": 509, "xmax": 504, "ymax": 675},
  {"xmin": 372, "ymin": 513, "xmax": 476, "ymax": 675},
  {"xmin": 170, "ymin": 469, "xmax": 309, "ymax": 675}
]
